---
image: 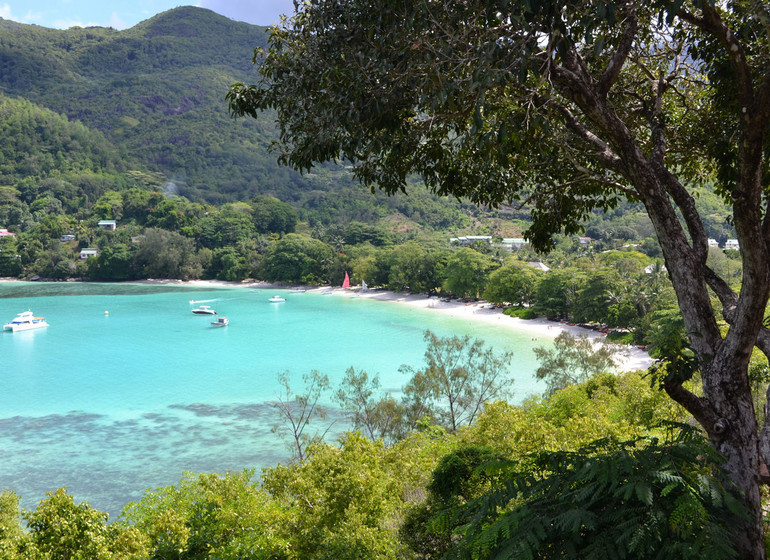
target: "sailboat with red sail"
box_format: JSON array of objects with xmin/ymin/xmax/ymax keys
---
[{"xmin": 342, "ymin": 272, "xmax": 350, "ymax": 289}]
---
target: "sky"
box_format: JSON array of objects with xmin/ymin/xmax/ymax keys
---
[{"xmin": 0, "ymin": 0, "xmax": 296, "ymax": 30}]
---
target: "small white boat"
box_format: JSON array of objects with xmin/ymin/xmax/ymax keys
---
[
  {"xmin": 268, "ymin": 295, "xmax": 286, "ymax": 303},
  {"xmin": 3, "ymin": 310, "xmax": 49, "ymax": 332},
  {"xmin": 192, "ymin": 305, "xmax": 217, "ymax": 315},
  {"xmin": 211, "ymin": 316, "xmax": 228, "ymax": 327}
]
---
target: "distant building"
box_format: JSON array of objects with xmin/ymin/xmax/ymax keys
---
[
  {"xmin": 645, "ymin": 263, "xmax": 668, "ymax": 274},
  {"xmin": 725, "ymin": 239, "xmax": 740, "ymax": 250},
  {"xmin": 578, "ymin": 236, "xmax": 593, "ymax": 245},
  {"xmin": 449, "ymin": 236, "xmax": 492, "ymax": 246},
  {"xmin": 500, "ymin": 238, "xmax": 528, "ymax": 250},
  {"xmin": 98, "ymin": 220, "xmax": 117, "ymax": 231},
  {"xmin": 708, "ymin": 238, "xmax": 720, "ymax": 248},
  {"xmin": 80, "ymin": 248, "xmax": 98, "ymax": 260},
  {"xmin": 0, "ymin": 228, "xmax": 15, "ymax": 237},
  {"xmin": 60, "ymin": 234, "xmax": 76, "ymax": 242},
  {"xmin": 528, "ymin": 261, "xmax": 551, "ymax": 272}
]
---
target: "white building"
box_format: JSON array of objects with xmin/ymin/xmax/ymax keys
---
[
  {"xmin": 500, "ymin": 238, "xmax": 528, "ymax": 250},
  {"xmin": 528, "ymin": 261, "xmax": 551, "ymax": 272},
  {"xmin": 449, "ymin": 236, "xmax": 492, "ymax": 246},
  {"xmin": 80, "ymin": 248, "xmax": 99, "ymax": 260}
]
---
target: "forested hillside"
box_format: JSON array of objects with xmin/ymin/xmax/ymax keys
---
[{"xmin": 0, "ymin": 7, "xmax": 303, "ymax": 203}]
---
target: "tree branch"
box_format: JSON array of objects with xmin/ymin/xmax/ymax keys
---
[
  {"xmin": 663, "ymin": 378, "xmax": 721, "ymax": 436},
  {"xmin": 678, "ymin": 4, "xmax": 755, "ymax": 111},
  {"xmin": 597, "ymin": 3, "xmax": 638, "ymax": 97},
  {"xmin": 542, "ymin": 96, "xmax": 627, "ymax": 175},
  {"xmin": 705, "ymin": 265, "xmax": 739, "ymax": 321}
]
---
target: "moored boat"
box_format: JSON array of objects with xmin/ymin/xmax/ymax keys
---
[
  {"xmin": 211, "ymin": 316, "xmax": 229, "ymax": 327},
  {"xmin": 268, "ymin": 295, "xmax": 286, "ymax": 303},
  {"xmin": 3, "ymin": 310, "xmax": 49, "ymax": 332},
  {"xmin": 192, "ymin": 305, "xmax": 217, "ymax": 315}
]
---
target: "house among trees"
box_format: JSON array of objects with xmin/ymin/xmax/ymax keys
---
[
  {"xmin": 725, "ymin": 239, "xmax": 740, "ymax": 250},
  {"xmin": 527, "ymin": 261, "xmax": 551, "ymax": 272},
  {"xmin": 79, "ymin": 248, "xmax": 98, "ymax": 260},
  {"xmin": 500, "ymin": 237, "xmax": 528, "ymax": 250},
  {"xmin": 0, "ymin": 228, "xmax": 16, "ymax": 237},
  {"xmin": 708, "ymin": 238, "xmax": 720, "ymax": 248},
  {"xmin": 449, "ymin": 235, "xmax": 492, "ymax": 246},
  {"xmin": 60, "ymin": 234, "xmax": 76, "ymax": 242},
  {"xmin": 97, "ymin": 220, "xmax": 117, "ymax": 231}
]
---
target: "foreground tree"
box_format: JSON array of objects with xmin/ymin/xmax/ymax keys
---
[
  {"xmin": 534, "ymin": 332, "xmax": 623, "ymax": 395},
  {"xmin": 271, "ymin": 369, "xmax": 332, "ymax": 461},
  {"xmin": 335, "ymin": 367, "xmax": 404, "ymax": 445},
  {"xmin": 400, "ymin": 330, "xmax": 514, "ymax": 432},
  {"xmin": 433, "ymin": 430, "xmax": 746, "ymax": 560},
  {"xmin": 229, "ymin": 1, "xmax": 770, "ymax": 555}
]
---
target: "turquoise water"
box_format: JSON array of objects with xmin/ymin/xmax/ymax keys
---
[{"xmin": 0, "ymin": 282, "xmax": 547, "ymax": 517}]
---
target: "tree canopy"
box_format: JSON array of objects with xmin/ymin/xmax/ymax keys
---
[{"xmin": 228, "ymin": 1, "xmax": 770, "ymax": 556}]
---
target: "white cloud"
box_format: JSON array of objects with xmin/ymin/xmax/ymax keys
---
[
  {"xmin": 51, "ymin": 17, "xmax": 100, "ymax": 29},
  {"xmin": 109, "ymin": 12, "xmax": 127, "ymax": 30},
  {"xmin": 0, "ymin": 3, "xmax": 47, "ymax": 25},
  {"xmin": 21, "ymin": 10, "xmax": 44, "ymax": 24}
]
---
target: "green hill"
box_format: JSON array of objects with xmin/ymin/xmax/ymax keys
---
[{"xmin": 0, "ymin": 7, "xmax": 312, "ymax": 204}]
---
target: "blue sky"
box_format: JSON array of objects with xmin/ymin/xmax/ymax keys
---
[{"xmin": 0, "ymin": 0, "xmax": 296, "ymax": 29}]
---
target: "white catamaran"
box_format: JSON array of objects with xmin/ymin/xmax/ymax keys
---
[{"xmin": 3, "ymin": 310, "xmax": 50, "ymax": 332}]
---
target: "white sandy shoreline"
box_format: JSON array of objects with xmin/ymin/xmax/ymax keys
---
[{"xmin": 1, "ymin": 277, "xmax": 654, "ymax": 372}]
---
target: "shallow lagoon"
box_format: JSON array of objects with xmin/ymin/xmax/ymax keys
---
[{"xmin": 0, "ymin": 282, "xmax": 547, "ymax": 517}]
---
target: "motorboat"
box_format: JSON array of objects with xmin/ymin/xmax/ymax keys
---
[
  {"xmin": 3, "ymin": 310, "xmax": 49, "ymax": 332},
  {"xmin": 192, "ymin": 305, "xmax": 217, "ymax": 315},
  {"xmin": 268, "ymin": 295, "xmax": 286, "ymax": 303},
  {"xmin": 211, "ymin": 316, "xmax": 229, "ymax": 328}
]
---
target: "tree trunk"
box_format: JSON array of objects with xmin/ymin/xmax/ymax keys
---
[{"xmin": 700, "ymin": 358, "xmax": 765, "ymax": 560}]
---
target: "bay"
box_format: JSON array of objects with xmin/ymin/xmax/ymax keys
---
[{"xmin": 0, "ymin": 282, "xmax": 547, "ymax": 518}]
